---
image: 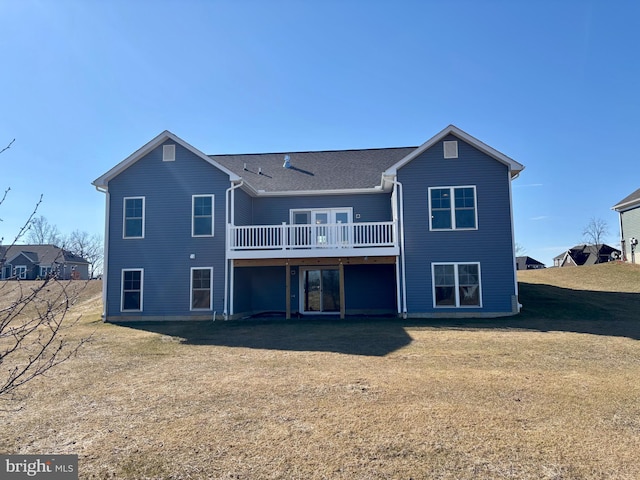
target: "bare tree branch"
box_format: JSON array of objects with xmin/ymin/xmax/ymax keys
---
[
  {"xmin": 66, "ymin": 230, "xmax": 104, "ymax": 278},
  {"xmin": 26, "ymin": 214, "xmax": 62, "ymax": 246},
  {"xmin": 0, "ymin": 277, "xmax": 91, "ymax": 401},
  {"xmin": 582, "ymin": 217, "xmax": 609, "ymax": 247},
  {"xmin": 0, "ymin": 139, "xmax": 14, "ymax": 156},
  {"xmin": 1, "ymin": 137, "xmax": 91, "ymax": 403}
]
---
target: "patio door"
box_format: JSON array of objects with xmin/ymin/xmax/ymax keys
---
[
  {"xmin": 310, "ymin": 209, "xmax": 351, "ymax": 246},
  {"xmin": 301, "ymin": 268, "xmax": 340, "ymax": 313}
]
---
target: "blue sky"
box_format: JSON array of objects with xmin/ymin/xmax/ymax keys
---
[{"xmin": 1, "ymin": 0, "xmax": 638, "ymax": 267}]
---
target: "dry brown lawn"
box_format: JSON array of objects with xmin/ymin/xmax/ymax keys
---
[{"xmin": 1, "ymin": 264, "xmax": 640, "ymax": 479}]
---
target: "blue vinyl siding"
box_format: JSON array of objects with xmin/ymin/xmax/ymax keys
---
[
  {"xmin": 233, "ymin": 266, "xmax": 290, "ymax": 315},
  {"xmin": 106, "ymin": 141, "xmax": 231, "ymax": 319},
  {"xmin": 233, "ymin": 188, "xmax": 253, "ymax": 226},
  {"xmin": 251, "ymin": 193, "xmax": 392, "ymax": 225},
  {"xmin": 344, "ymin": 264, "xmax": 396, "ymax": 313},
  {"xmin": 398, "ymin": 134, "xmax": 516, "ymax": 314},
  {"xmin": 621, "ymin": 207, "xmax": 640, "ymax": 261}
]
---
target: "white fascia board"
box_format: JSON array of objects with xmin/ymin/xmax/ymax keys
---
[
  {"xmin": 611, "ymin": 199, "xmax": 640, "ymax": 212},
  {"xmin": 383, "ymin": 125, "xmax": 525, "ymax": 178},
  {"xmin": 92, "ymin": 130, "xmax": 241, "ymax": 189},
  {"xmin": 243, "ymin": 187, "xmax": 388, "ymax": 197}
]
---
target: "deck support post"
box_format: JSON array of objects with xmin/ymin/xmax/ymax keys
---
[
  {"xmin": 339, "ymin": 261, "xmax": 345, "ymax": 319},
  {"xmin": 285, "ymin": 262, "xmax": 291, "ymax": 320}
]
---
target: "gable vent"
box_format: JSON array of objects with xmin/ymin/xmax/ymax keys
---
[
  {"xmin": 443, "ymin": 141, "xmax": 458, "ymax": 159},
  {"xmin": 163, "ymin": 144, "xmax": 176, "ymax": 162}
]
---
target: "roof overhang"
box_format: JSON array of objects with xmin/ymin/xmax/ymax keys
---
[
  {"xmin": 383, "ymin": 124, "xmax": 525, "ymax": 179},
  {"xmin": 612, "ymin": 198, "xmax": 640, "ymax": 212},
  {"xmin": 92, "ymin": 130, "xmax": 241, "ymax": 190},
  {"xmin": 236, "ymin": 182, "xmax": 388, "ymax": 197}
]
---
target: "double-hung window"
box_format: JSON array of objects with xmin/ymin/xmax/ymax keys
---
[
  {"xmin": 429, "ymin": 186, "xmax": 477, "ymax": 230},
  {"xmin": 191, "ymin": 267, "xmax": 213, "ymax": 310},
  {"xmin": 14, "ymin": 266, "xmax": 27, "ymax": 279},
  {"xmin": 40, "ymin": 266, "xmax": 52, "ymax": 278},
  {"xmin": 432, "ymin": 262, "xmax": 481, "ymax": 307},
  {"xmin": 123, "ymin": 197, "xmax": 145, "ymax": 238},
  {"xmin": 121, "ymin": 269, "xmax": 143, "ymax": 311},
  {"xmin": 192, "ymin": 195, "xmax": 214, "ymax": 237}
]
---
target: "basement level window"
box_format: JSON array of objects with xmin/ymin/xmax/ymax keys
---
[
  {"xmin": 163, "ymin": 144, "xmax": 176, "ymax": 162},
  {"xmin": 443, "ymin": 141, "xmax": 458, "ymax": 159}
]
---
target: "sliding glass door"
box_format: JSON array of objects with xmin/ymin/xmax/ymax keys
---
[{"xmin": 301, "ymin": 268, "xmax": 340, "ymax": 313}]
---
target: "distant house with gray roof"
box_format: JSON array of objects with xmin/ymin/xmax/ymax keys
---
[
  {"xmin": 553, "ymin": 244, "xmax": 621, "ymax": 267},
  {"xmin": 0, "ymin": 244, "xmax": 90, "ymax": 280},
  {"xmin": 516, "ymin": 256, "xmax": 545, "ymax": 270},
  {"xmin": 612, "ymin": 187, "xmax": 640, "ymax": 263}
]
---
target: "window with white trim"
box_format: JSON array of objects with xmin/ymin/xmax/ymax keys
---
[
  {"xmin": 191, "ymin": 267, "xmax": 213, "ymax": 310},
  {"xmin": 192, "ymin": 195, "xmax": 214, "ymax": 237},
  {"xmin": 432, "ymin": 262, "xmax": 482, "ymax": 307},
  {"xmin": 14, "ymin": 265, "xmax": 27, "ymax": 279},
  {"xmin": 40, "ymin": 266, "xmax": 52, "ymax": 278},
  {"xmin": 429, "ymin": 186, "xmax": 477, "ymax": 230},
  {"xmin": 121, "ymin": 269, "xmax": 143, "ymax": 311},
  {"xmin": 123, "ymin": 197, "xmax": 145, "ymax": 238}
]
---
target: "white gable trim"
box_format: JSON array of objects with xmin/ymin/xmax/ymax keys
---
[
  {"xmin": 383, "ymin": 125, "xmax": 524, "ymax": 178},
  {"xmin": 93, "ymin": 130, "xmax": 241, "ymax": 189},
  {"xmin": 612, "ymin": 198, "xmax": 640, "ymax": 212}
]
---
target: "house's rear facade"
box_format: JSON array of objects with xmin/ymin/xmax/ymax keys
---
[{"xmin": 93, "ymin": 125, "xmax": 524, "ymax": 322}]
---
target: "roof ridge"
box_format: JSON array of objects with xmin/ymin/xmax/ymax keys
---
[{"xmin": 208, "ymin": 146, "xmax": 418, "ymax": 157}]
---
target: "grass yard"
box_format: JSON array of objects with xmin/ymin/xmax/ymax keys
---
[{"xmin": 1, "ymin": 263, "xmax": 640, "ymax": 479}]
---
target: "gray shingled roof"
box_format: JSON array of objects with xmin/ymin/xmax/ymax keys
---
[
  {"xmin": 210, "ymin": 147, "xmax": 417, "ymax": 193},
  {"xmin": 1, "ymin": 245, "xmax": 89, "ymax": 265},
  {"xmin": 612, "ymin": 187, "xmax": 640, "ymax": 210},
  {"xmin": 516, "ymin": 256, "xmax": 545, "ymax": 269}
]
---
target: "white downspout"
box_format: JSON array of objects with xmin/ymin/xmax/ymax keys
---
[
  {"xmin": 224, "ymin": 180, "xmax": 243, "ymax": 320},
  {"xmin": 507, "ymin": 169, "xmax": 521, "ymax": 312},
  {"xmin": 391, "ymin": 188, "xmax": 401, "ymax": 316},
  {"xmin": 95, "ymin": 185, "xmax": 109, "ymax": 321},
  {"xmin": 386, "ymin": 175, "xmax": 407, "ymax": 318},
  {"xmin": 617, "ymin": 209, "xmax": 625, "ymax": 261}
]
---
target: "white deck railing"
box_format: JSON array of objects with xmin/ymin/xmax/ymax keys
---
[{"xmin": 228, "ymin": 221, "xmax": 396, "ymax": 251}]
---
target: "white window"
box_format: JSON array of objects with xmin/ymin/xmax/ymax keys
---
[
  {"xmin": 14, "ymin": 265, "xmax": 27, "ymax": 279},
  {"xmin": 40, "ymin": 266, "xmax": 52, "ymax": 278},
  {"xmin": 192, "ymin": 195, "xmax": 214, "ymax": 237},
  {"xmin": 121, "ymin": 269, "xmax": 144, "ymax": 311},
  {"xmin": 432, "ymin": 262, "xmax": 482, "ymax": 308},
  {"xmin": 443, "ymin": 140, "xmax": 458, "ymax": 159},
  {"xmin": 163, "ymin": 144, "xmax": 176, "ymax": 162},
  {"xmin": 429, "ymin": 186, "xmax": 477, "ymax": 230},
  {"xmin": 191, "ymin": 267, "xmax": 213, "ymax": 311},
  {"xmin": 123, "ymin": 197, "xmax": 145, "ymax": 239}
]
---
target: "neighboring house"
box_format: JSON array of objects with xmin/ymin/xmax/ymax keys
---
[
  {"xmin": 612, "ymin": 187, "xmax": 640, "ymax": 263},
  {"xmin": 515, "ymin": 256, "xmax": 545, "ymax": 270},
  {"xmin": 0, "ymin": 244, "xmax": 90, "ymax": 280},
  {"xmin": 92, "ymin": 125, "xmax": 525, "ymax": 322},
  {"xmin": 552, "ymin": 244, "xmax": 621, "ymax": 267}
]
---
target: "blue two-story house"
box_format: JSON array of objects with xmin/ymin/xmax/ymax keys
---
[{"xmin": 93, "ymin": 125, "xmax": 524, "ymax": 322}]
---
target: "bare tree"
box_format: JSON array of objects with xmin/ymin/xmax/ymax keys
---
[
  {"xmin": 1, "ymin": 139, "xmax": 89, "ymax": 402},
  {"xmin": 515, "ymin": 242, "xmax": 526, "ymax": 256},
  {"xmin": 26, "ymin": 215, "xmax": 63, "ymax": 246},
  {"xmin": 582, "ymin": 217, "xmax": 609, "ymax": 247},
  {"xmin": 66, "ymin": 230, "xmax": 103, "ymax": 278}
]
